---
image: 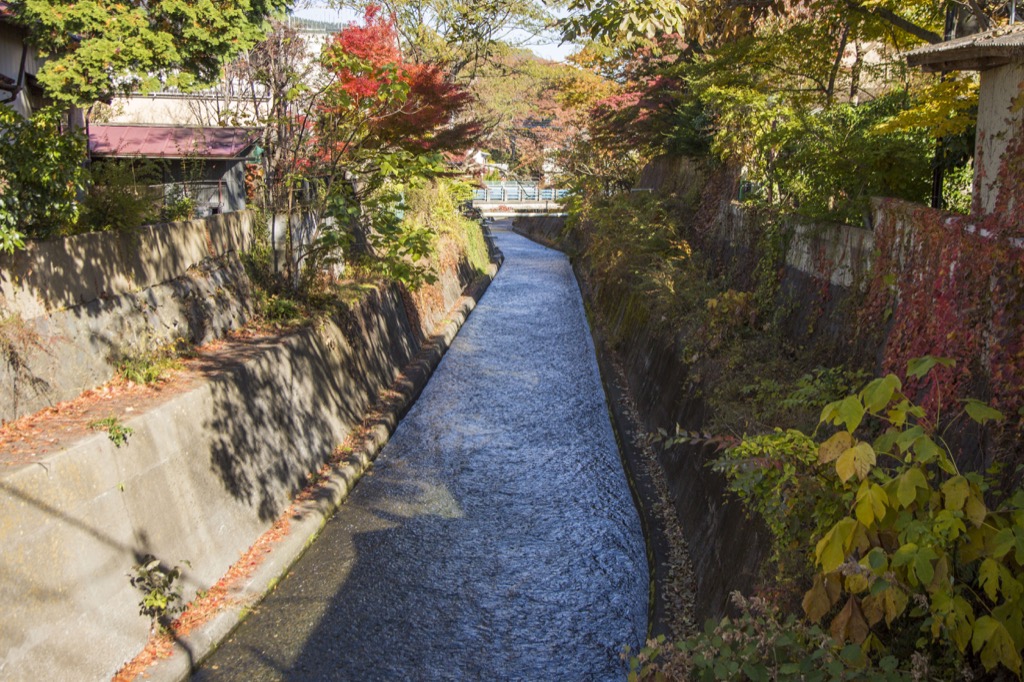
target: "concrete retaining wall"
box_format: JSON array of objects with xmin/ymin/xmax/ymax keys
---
[
  {"xmin": 715, "ymin": 201, "xmax": 875, "ymax": 289},
  {"xmin": 0, "ymin": 213, "xmax": 256, "ymax": 423},
  {"xmin": 0, "ymin": 222, "xmax": 490, "ymax": 680},
  {"xmin": 597, "ymin": 284, "xmax": 771, "ymax": 621}
]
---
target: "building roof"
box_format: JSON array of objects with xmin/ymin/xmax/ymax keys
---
[
  {"xmin": 905, "ymin": 24, "xmax": 1024, "ymax": 72},
  {"xmin": 89, "ymin": 125, "xmax": 259, "ymax": 159}
]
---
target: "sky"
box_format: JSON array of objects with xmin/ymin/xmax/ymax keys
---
[{"xmin": 290, "ymin": 4, "xmax": 578, "ymax": 62}]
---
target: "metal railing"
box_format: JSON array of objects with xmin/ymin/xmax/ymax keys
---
[{"xmin": 472, "ymin": 182, "xmax": 569, "ymax": 203}]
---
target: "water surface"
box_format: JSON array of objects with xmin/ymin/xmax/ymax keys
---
[{"xmin": 194, "ymin": 223, "xmax": 648, "ymax": 681}]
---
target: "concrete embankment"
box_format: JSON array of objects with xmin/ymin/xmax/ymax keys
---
[
  {"xmin": 192, "ymin": 224, "xmax": 648, "ymax": 680},
  {"xmin": 0, "ymin": 212, "xmax": 257, "ymax": 424},
  {"xmin": 0, "ymin": 217, "xmax": 500, "ymax": 681}
]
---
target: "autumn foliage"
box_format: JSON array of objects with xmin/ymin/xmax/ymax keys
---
[{"xmin": 321, "ymin": 5, "xmax": 479, "ymax": 155}]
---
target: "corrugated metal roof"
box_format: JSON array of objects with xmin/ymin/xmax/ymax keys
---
[
  {"xmin": 906, "ymin": 24, "xmax": 1024, "ymax": 71},
  {"xmin": 89, "ymin": 125, "xmax": 259, "ymax": 159}
]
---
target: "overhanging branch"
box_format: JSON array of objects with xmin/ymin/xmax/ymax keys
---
[{"xmin": 846, "ymin": 1, "xmax": 944, "ymax": 44}]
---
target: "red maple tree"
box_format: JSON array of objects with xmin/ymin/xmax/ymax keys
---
[{"xmin": 320, "ymin": 5, "xmax": 479, "ymax": 155}]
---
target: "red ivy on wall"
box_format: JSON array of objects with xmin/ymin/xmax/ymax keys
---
[{"xmin": 862, "ymin": 117, "xmax": 1024, "ymax": 429}]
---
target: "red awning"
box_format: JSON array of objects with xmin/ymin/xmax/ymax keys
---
[{"xmin": 88, "ymin": 125, "xmax": 258, "ymax": 160}]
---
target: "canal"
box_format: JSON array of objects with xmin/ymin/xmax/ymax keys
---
[{"xmin": 193, "ymin": 222, "xmax": 648, "ymax": 681}]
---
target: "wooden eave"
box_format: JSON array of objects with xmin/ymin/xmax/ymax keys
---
[
  {"xmin": 905, "ymin": 26, "xmax": 1024, "ymax": 72},
  {"xmin": 912, "ymin": 54, "xmax": 1014, "ymax": 72}
]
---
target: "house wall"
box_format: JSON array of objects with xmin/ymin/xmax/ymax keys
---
[
  {"xmin": 0, "ymin": 22, "xmax": 44, "ymax": 117},
  {"xmin": 110, "ymin": 95, "xmax": 202, "ymax": 125},
  {"xmin": 109, "ymin": 94, "xmax": 266, "ymax": 127},
  {"xmin": 974, "ymin": 61, "xmax": 1024, "ymax": 215},
  {"xmin": 161, "ymin": 158, "xmax": 248, "ymax": 214}
]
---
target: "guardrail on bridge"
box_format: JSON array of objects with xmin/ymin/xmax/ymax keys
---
[{"xmin": 472, "ymin": 182, "xmax": 569, "ymax": 203}]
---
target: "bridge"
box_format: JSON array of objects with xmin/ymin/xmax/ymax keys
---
[{"xmin": 471, "ymin": 182, "xmax": 569, "ymax": 217}]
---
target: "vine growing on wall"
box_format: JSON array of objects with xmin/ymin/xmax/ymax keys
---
[{"xmin": 860, "ymin": 104, "xmax": 1024, "ymax": 437}]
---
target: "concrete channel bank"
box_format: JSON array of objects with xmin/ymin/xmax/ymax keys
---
[
  {"xmin": 192, "ymin": 223, "xmax": 648, "ymax": 680},
  {"xmin": 0, "ymin": 215, "xmax": 501, "ymax": 681},
  {"xmin": 513, "ymin": 190, "xmax": 875, "ymax": 624}
]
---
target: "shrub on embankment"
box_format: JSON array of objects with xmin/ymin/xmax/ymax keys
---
[
  {"xmin": 563, "ymin": 156, "xmax": 1022, "ymax": 474},
  {"xmin": 531, "ymin": 154, "xmax": 1024, "ymax": 679}
]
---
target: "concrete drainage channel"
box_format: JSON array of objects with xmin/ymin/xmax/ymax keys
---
[
  {"xmin": 0, "ymin": 226, "xmax": 502, "ymax": 682},
  {"xmin": 142, "ymin": 255, "xmax": 502, "ymax": 682}
]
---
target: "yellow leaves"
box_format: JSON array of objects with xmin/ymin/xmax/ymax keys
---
[
  {"xmin": 973, "ymin": 616, "xmax": 1023, "ymax": 675},
  {"xmin": 816, "ymin": 518, "xmax": 857, "ymax": 573},
  {"xmin": 836, "ymin": 442, "xmax": 876, "ymax": 483},
  {"xmin": 895, "ymin": 466, "xmax": 928, "ymax": 508},
  {"xmin": 845, "ymin": 572, "xmax": 870, "ymax": 595},
  {"xmin": 965, "ymin": 488, "xmax": 988, "ymax": 527},
  {"xmin": 979, "ymin": 555, "xmax": 1024, "ymax": 603},
  {"xmin": 820, "ymin": 428, "xmax": 877, "ymax": 487},
  {"xmin": 980, "ymin": 558, "xmax": 1002, "ymax": 601},
  {"xmin": 818, "ymin": 431, "xmax": 852, "ymax": 464},
  {"xmin": 803, "ymin": 572, "xmax": 842, "ymax": 622},
  {"xmin": 855, "ymin": 480, "xmax": 888, "ymax": 527},
  {"xmin": 873, "ymin": 73, "xmax": 979, "ymax": 139},
  {"xmin": 794, "ymin": 379, "xmax": 1024, "ymax": 678},
  {"xmin": 942, "ymin": 475, "xmax": 969, "ymax": 511}
]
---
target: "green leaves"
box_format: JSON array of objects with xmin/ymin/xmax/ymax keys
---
[
  {"xmin": 895, "ymin": 466, "xmax": 928, "ymax": 508},
  {"xmin": 0, "ymin": 107, "xmax": 85, "ymax": 244},
  {"xmin": 23, "ymin": 0, "xmax": 283, "ymax": 105},
  {"xmin": 860, "ymin": 374, "xmax": 901, "ymax": 414},
  {"xmin": 724, "ymin": 365, "xmax": 1024, "ymax": 678},
  {"xmin": 964, "ymin": 399, "xmax": 1004, "ymax": 425},
  {"xmin": 821, "ymin": 395, "xmax": 865, "ymax": 433},
  {"xmin": 906, "ymin": 355, "xmax": 955, "ymax": 379},
  {"xmin": 560, "ymin": 0, "xmax": 692, "ymax": 45}
]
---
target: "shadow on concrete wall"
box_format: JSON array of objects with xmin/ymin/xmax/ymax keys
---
[
  {"xmin": 202, "ymin": 286, "xmax": 419, "ymax": 523},
  {"xmin": 0, "ymin": 215, "xmax": 255, "ymax": 424}
]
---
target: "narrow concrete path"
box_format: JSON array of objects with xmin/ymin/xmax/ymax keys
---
[{"xmin": 193, "ymin": 222, "xmax": 648, "ymax": 681}]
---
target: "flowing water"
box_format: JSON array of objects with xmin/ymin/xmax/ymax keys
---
[{"xmin": 193, "ymin": 222, "xmax": 648, "ymax": 681}]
